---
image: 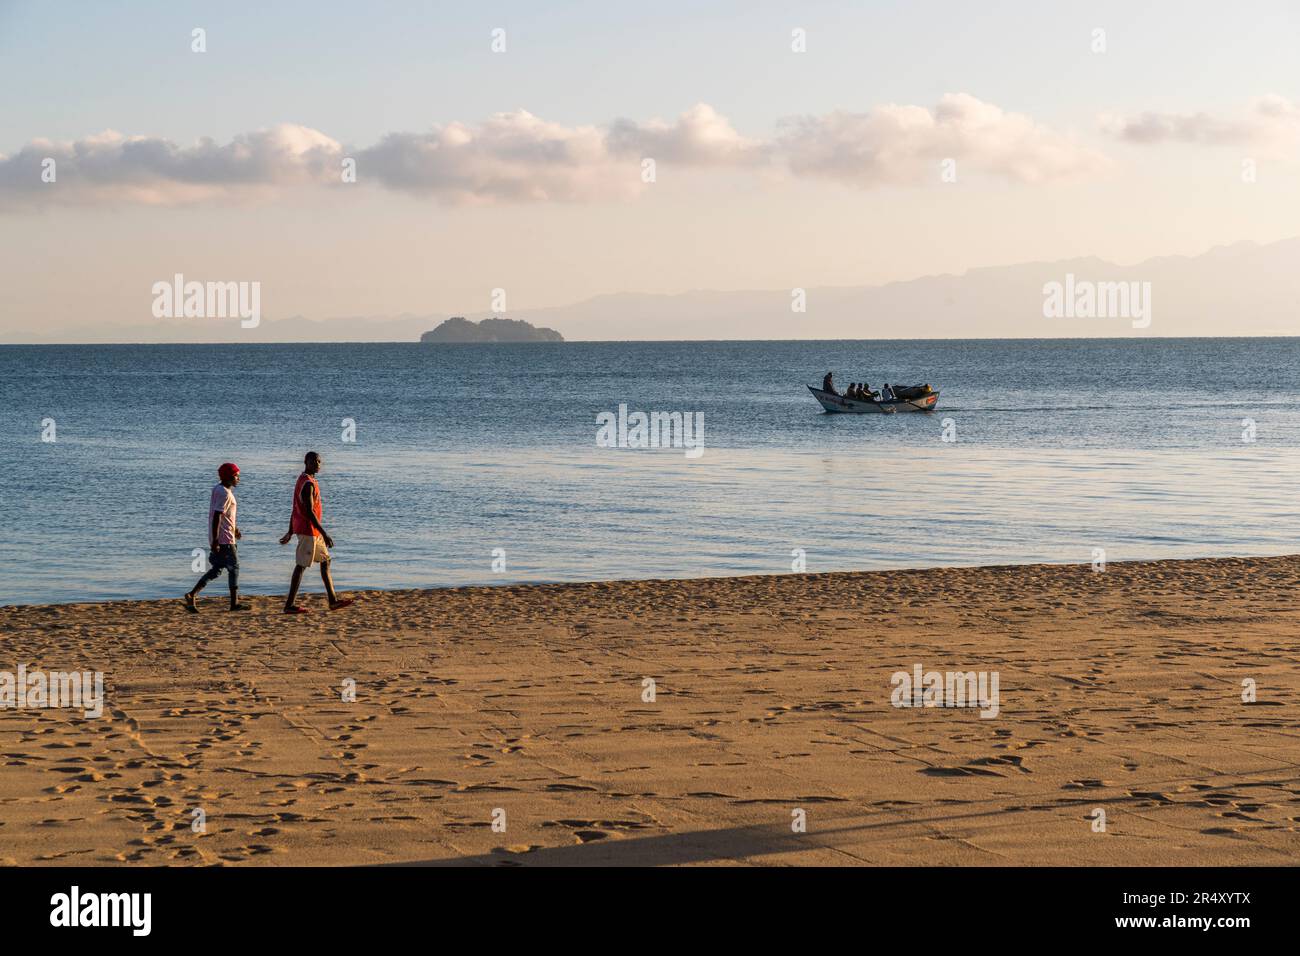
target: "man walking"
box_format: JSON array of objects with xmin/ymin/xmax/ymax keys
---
[
  {"xmin": 184, "ymin": 462, "xmax": 249, "ymax": 612},
  {"xmin": 280, "ymin": 451, "xmax": 353, "ymax": 613}
]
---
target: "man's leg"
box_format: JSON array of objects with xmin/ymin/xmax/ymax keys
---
[
  {"xmin": 185, "ymin": 562, "xmax": 222, "ymax": 611},
  {"xmin": 318, "ymin": 561, "xmax": 353, "ymax": 613},
  {"xmin": 227, "ymin": 551, "xmax": 247, "ymax": 611},
  {"xmin": 189, "ymin": 567, "xmax": 219, "ymax": 596},
  {"xmin": 320, "ymin": 559, "xmax": 338, "ymax": 605},
  {"xmin": 284, "ymin": 565, "xmax": 306, "ymax": 611}
]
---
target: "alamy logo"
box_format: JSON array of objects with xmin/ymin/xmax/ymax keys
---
[
  {"xmin": 0, "ymin": 664, "xmax": 104, "ymax": 718},
  {"xmin": 151, "ymin": 273, "xmax": 261, "ymax": 328},
  {"xmin": 596, "ymin": 403, "xmax": 704, "ymax": 458},
  {"xmin": 890, "ymin": 663, "xmax": 1000, "ymax": 718},
  {"xmin": 50, "ymin": 886, "xmax": 151, "ymax": 936},
  {"xmin": 1042, "ymin": 273, "xmax": 1151, "ymax": 329}
]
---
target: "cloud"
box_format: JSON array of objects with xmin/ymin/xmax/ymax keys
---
[
  {"xmin": 0, "ymin": 96, "xmax": 1105, "ymax": 209},
  {"xmin": 335, "ymin": 104, "xmax": 760, "ymax": 202},
  {"xmin": 777, "ymin": 93, "xmax": 1108, "ymax": 186},
  {"xmin": 0, "ymin": 124, "xmax": 343, "ymax": 205},
  {"xmin": 1100, "ymin": 95, "xmax": 1300, "ymax": 153},
  {"xmin": 357, "ymin": 110, "xmax": 640, "ymax": 203},
  {"xmin": 606, "ymin": 103, "xmax": 767, "ymax": 166}
]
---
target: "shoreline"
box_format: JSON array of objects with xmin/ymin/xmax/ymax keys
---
[
  {"xmin": 3, "ymin": 554, "xmax": 1298, "ymax": 865},
  {"xmin": 5, "ymin": 550, "xmax": 1300, "ymax": 611}
]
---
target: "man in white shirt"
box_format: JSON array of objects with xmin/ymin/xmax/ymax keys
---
[{"xmin": 184, "ymin": 462, "xmax": 249, "ymax": 612}]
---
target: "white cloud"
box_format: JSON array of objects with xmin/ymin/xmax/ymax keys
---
[
  {"xmin": 1101, "ymin": 95, "xmax": 1300, "ymax": 154},
  {"xmin": 358, "ymin": 110, "xmax": 641, "ymax": 203},
  {"xmin": 0, "ymin": 124, "xmax": 342, "ymax": 205},
  {"xmin": 606, "ymin": 103, "xmax": 767, "ymax": 166},
  {"xmin": 0, "ymin": 96, "xmax": 1107, "ymax": 209},
  {"xmin": 777, "ymin": 93, "xmax": 1108, "ymax": 186}
]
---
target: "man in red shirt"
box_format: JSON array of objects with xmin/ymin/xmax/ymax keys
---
[{"xmin": 279, "ymin": 451, "xmax": 353, "ymax": 614}]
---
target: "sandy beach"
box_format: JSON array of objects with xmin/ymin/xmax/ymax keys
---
[{"xmin": 1, "ymin": 555, "xmax": 1297, "ymax": 866}]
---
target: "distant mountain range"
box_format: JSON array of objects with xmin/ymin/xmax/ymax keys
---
[
  {"xmin": 518, "ymin": 238, "xmax": 1298, "ymax": 340},
  {"xmin": 5, "ymin": 238, "xmax": 1297, "ymax": 343},
  {"xmin": 420, "ymin": 316, "xmax": 563, "ymax": 343}
]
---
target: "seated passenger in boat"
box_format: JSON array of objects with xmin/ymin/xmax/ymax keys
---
[
  {"xmin": 862, "ymin": 383, "xmax": 878, "ymax": 401},
  {"xmin": 880, "ymin": 383, "xmax": 895, "ymax": 401},
  {"xmin": 823, "ymin": 372, "xmax": 838, "ymax": 395},
  {"xmin": 847, "ymin": 383, "xmax": 860, "ymax": 400}
]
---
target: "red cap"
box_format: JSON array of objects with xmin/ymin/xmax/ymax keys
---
[{"xmin": 217, "ymin": 462, "xmax": 240, "ymax": 482}]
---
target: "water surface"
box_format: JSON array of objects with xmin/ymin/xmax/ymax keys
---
[{"xmin": 1, "ymin": 338, "xmax": 1296, "ymax": 604}]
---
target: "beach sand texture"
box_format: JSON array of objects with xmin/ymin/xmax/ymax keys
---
[{"xmin": 2, "ymin": 556, "xmax": 1298, "ymax": 866}]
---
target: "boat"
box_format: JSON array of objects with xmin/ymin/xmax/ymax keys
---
[{"xmin": 807, "ymin": 384, "xmax": 939, "ymax": 414}]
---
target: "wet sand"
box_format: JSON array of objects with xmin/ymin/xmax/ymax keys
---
[{"xmin": 1, "ymin": 555, "xmax": 1298, "ymax": 866}]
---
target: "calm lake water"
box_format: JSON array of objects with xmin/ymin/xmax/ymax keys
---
[{"xmin": 1, "ymin": 338, "xmax": 1297, "ymax": 604}]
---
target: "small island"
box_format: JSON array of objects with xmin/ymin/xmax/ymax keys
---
[{"xmin": 420, "ymin": 316, "xmax": 564, "ymax": 343}]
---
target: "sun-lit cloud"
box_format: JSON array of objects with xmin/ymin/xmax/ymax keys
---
[
  {"xmin": 606, "ymin": 103, "xmax": 767, "ymax": 166},
  {"xmin": 778, "ymin": 93, "xmax": 1109, "ymax": 186},
  {"xmin": 1100, "ymin": 95, "xmax": 1300, "ymax": 154},
  {"xmin": 358, "ymin": 110, "xmax": 641, "ymax": 203},
  {"xmin": 0, "ymin": 96, "xmax": 1107, "ymax": 209},
  {"xmin": 0, "ymin": 124, "xmax": 343, "ymax": 205}
]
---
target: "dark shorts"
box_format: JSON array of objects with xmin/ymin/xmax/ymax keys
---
[
  {"xmin": 199, "ymin": 544, "xmax": 240, "ymax": 591},
  {"xmin": 209, "ymin": 544, "xmax": 239, "ymax": 571}
]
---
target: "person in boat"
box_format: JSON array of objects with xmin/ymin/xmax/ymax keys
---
[
  {"xmin": 847, "ymin": 383, "xmax": 859, "ymax": 400},
  {"xmin": 861, "ymin": 383, "xmax": 878, "ymax": 401},
  {"xmin": 822, "ymin": 371, "xmax": 838, "ymax": 395},
  {"xmin": 879, "ymin": 383, "xmax": 895, "ymax": 401}
]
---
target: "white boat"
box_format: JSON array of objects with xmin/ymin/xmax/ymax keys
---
[{"xmin": 807, "ymin": 384, "xmax": 940, "ymax": 414}]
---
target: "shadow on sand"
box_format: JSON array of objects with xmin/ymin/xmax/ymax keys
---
[
  {"xmin": 391, "ymin": 820, "xmax": 813, "ymax": 867},
  {"xmin": 386, "ymin": 784, "xmax": 1214, "ymax": 866}
]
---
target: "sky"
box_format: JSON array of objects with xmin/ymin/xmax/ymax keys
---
[{"xmin": 1, "ymin": 0, "xmax": 1297, "ymax": 339}]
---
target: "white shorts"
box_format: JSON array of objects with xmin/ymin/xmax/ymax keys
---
[{"xmin": 295, "ymin": 534, "xmax": 330, "ymax": 568}]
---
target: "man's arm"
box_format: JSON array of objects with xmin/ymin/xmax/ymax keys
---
[
  {"xmin": 280, "ymin": 497, "xmax": 295, "ymax": 544},
  {"xmin": 210, "ymin": 510, "xmax": 221, "ymax": 550},
  {"xmin": 280, "ymin": 490, "xmax": 300, "ymax": 545}
]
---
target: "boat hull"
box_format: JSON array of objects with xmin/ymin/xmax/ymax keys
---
[{"xmin": 807, "ymin": 385, "xmax": 939, "ymax": 414}]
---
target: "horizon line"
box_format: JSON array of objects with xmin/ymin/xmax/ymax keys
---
[{"xmin": 4, "ymin": 333, "xmax": 1300, "ymax": 348}]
